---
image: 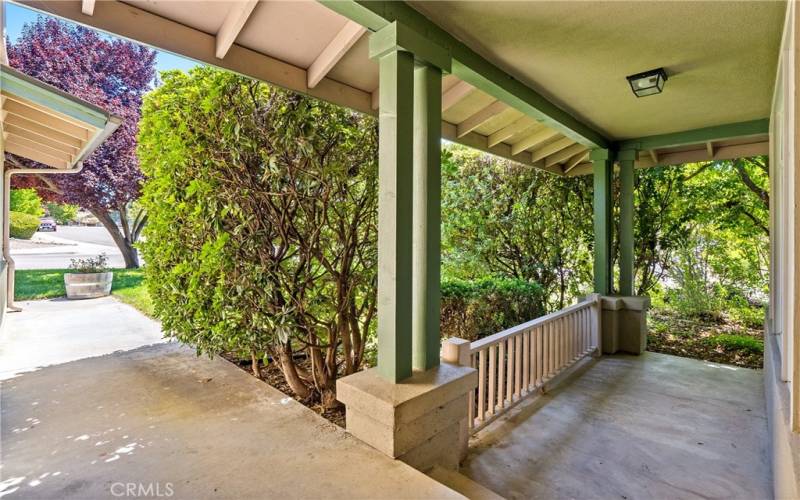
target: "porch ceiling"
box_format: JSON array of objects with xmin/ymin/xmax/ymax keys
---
[
  {"xmin": 0, "ymin": 64, "xmax": 119, "ymax": 169},
  {"xmin": 409, "ymin": 0, "xmax": 785, "ymax": 141},
  {"xmin": 15, "ymin": 0, "xmax": 782, "ymax": 175}
]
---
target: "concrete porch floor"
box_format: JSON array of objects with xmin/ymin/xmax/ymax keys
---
[{"xmin": 462, "ymin": 352, "xmax": 770, "ymax": 500}]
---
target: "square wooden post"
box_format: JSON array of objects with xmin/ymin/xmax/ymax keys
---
[
  {"xmin": 591, "ymin": 149, "xmax": 613, "ymax": 295},
  {"xmin": 618, "ymin": 149, "xmax": 636, "ymax": 296},
  {"xmin": 412, "ymin": 63, "xmax": 442, "ymax": 372},
  {"xmin": 374, "ymin": 48, "xmax": 415, "ymax": 382}
]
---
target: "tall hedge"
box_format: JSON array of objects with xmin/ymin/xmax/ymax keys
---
[
  {"xmin": 138, "ymin": 68, "xmax": 378, "ymax": 406},
  {"xmin": 10, "ymin": 211, "xmax": 40, "ymax": 239},
  {"xmin": 441, "ymin": 278, "xmax": 545, "ymax": 341}
]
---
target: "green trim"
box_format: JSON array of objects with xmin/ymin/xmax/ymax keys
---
[
  {"xmin": 320, "ymin": 0, "xmax": 609, "ymax": 148},
  {"xmin": 618, "ymin": 159, "xmax": 635, "ymax": 296},
  {"xmin": 617, "ymin": 118, "xmax": 769, "ymax": 151},
  {"xmin": 1, "ymin": 65, "xmax": 109, "ymax": 129},
  {"xmin": 593, "ymin": 153, "xmax": 613, "ymax": 294},
  {"xmin": 370, "ymin": 22, "xmax": 451, "ymax": 73}
]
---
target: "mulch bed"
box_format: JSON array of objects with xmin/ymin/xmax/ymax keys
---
[
  {"xmin": 647, "ymin": 308, "xmax": 763, "ymax": 369},
  {"xmin": 220, "ymin": 353, "xmax": 346, "ymax": 427}
]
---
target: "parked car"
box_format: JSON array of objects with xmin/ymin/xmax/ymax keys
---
[{"xmin": 38, "ymin": 217, "xmax": 57, "ymax": 232}]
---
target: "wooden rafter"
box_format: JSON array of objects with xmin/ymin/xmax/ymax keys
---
[
  {"xmin": 648, "ymin": 149, "xmax": 658, "ymax": 163},
  {"xmin": 545, "ymin": 143, "xmax": 585, "ymax": 169},
  {"xmin": 4, "ymin": 140, "xmax": 69, "ymax": 169},
  {"xmin": 487, "ymin": 117, "xmax": 533, "ymax": 147},
  {"xmin": 307, "ymin": 20, "xmax": 366, "ymax": 89},
  {"xmin": 81, "ymin": 0, "xmax": 95, "ymax": 16},
  {"xmin": 706, "ymin": 141, "xmax": 715, "ymax": 158},
  {"xmin": 511, "ymin": 128, "xmax": 558, "ymax": 156},
  {"xmin": 442, "ymin": 81, "xmax": 474, "ymax": 111},
  {"xmin": 564, "ymin": 151, "xmax": 589, "ymax": 173},
  {"xmin": 531, "ymin": 137, "xmax": 573, "ymax": 162},
  {"xmin": 215, "ymin": 0, "xmax": 259, "ymax": 59},
  {"xmin": 457, "ymin": 100, "xmax": 507, "ymax": 138},
  {"xmin": 3, "ymin": 99, "xmax": 91, "ymax": 140}
]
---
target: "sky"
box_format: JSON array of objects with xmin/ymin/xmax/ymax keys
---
[{"xmin": 4, "ymin": 2, "xmax": 200, "ymax": 76}]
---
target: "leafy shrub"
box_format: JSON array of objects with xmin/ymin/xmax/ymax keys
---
[
  {"xmin": 441, "ymin": 278, "xmax": 546, "ymax": 341},
  {"xmin": 10, "ymin": 211, "xmax": 40, "ymax": 239},
  {"xmin": 10, "ymin": 188, "xmax": 43, "ymax": 217},
  {"xmin": 46, "ymin": 203, "xmax": 79, "ymax": 224},
  {"xmin": 705, "ymin": 334, "xmax": 763, "ymax": 354},
  {"xmin": 69, "ymin": 253, "xmax": 109, "ymax": 273},
  {"xmin": 138, "ymin": 68, "xmax": 377, "ymax": 406}
]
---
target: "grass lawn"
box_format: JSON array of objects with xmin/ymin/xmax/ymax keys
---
[{"xmin": 15, "ymin": 268, "xmax": 154, "ymax": 317}]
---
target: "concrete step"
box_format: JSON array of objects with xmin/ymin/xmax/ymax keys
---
[{"xmin": 428, "ymin": 465, "xmax": 505, "ymax": 500}]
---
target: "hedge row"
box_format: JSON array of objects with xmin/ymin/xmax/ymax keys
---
[
  {"xmin": 440, "ymin": 278, "xmax": 546, "ymax": 341},
  {"xmin": 10, "ymin": 211, "xmax": 39, "ymax": 240}
]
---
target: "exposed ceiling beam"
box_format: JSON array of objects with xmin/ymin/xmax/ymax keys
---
[
  {"xmin": 215, "ymin": 0, "xmax": 259, "ymax": 59},
  {"xmin": 320, "ymin": 0, "xmax": 610, "ymax": 148},
  {"xmin": 531, "ymin": 137, "xmax": 573, "ymax": 163},
  {"xmin": 18, "ymin": 0, "xmax": 373, "ymax": 115},
  {"xmin": 617, "ymin": 118, "xmax": 769, "ymax": 151},
  {"xmin": 564, "ymin": 151, "xmax": 589, "ymax": 173},
  {"xmin": 5, "ymin": 140, "xmax": 69, "ymax": 168},
  {"xmin": 545, "ymin": 143, "xmax": 585, "ymax": 169},
  {"xmin": 457, "ymin": 100, "xmax": 506, "ymax": 138},
  {"xmin": 568, "ymin": 141, "xmax": 769, "ymax": 177},
  {"xmin": 511, "ymin": 128, "xmax": 558, "ymax": 156},
  {"xmin": 308, "ymin": 20, "xmax": 366, "ymax": 89},
  {"xmin": 442, "ymin": 81, "xmax": 474, "ymax": 111},
  {"xmin": 370, "ymin": 90, "xmax": 379, "ymax": 110},
  {"xmin": 81, "ymin": 0, "xmax": 95, "ymax": 16},
  {"xmin": 487, "ymin": 117, "xmax": 531, "ymax": 148}
]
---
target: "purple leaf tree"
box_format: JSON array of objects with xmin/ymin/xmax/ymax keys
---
[{"xmin": 6, "ymin": 17, "xmax": 156, "ymax": 268}]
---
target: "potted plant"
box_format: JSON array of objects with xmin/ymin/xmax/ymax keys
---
[{"xmin": 64, "ymin": 253, "xmax": 113, "ymax": 299}]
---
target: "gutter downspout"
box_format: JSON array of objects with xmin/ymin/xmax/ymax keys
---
[{"xmin": 3, "ymin": 114, "xmax": 121, "ymax": 311}]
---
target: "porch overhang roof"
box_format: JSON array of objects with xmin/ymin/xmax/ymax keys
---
[
  {"xmin": 1, "ymin": 64, "xmax": 122, "ymax": 169},
  {"xmin": 14, "ymin": 0, "xmax": 782, "ymax": 174}
]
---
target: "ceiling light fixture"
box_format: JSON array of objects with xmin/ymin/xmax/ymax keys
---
[{"xmin": 626, "ymin": 68, "xmax": 668, "ymax": 98}]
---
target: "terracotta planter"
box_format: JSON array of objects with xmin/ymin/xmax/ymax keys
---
[{"xmin": 64, "ymin": 272, "xmax": 113, "ymax": 300}]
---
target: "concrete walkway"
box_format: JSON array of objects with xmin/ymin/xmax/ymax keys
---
[
  {"xmin": 0, "ymin": 300, "xmax": 461, "ymax": 499},
  {"xmin": 462, "ymin": 352, "xmax": 770, "ymax": 499},
  {"xmin": 0, "ymin": 297, "xmax": 165, "ymax": 380}
]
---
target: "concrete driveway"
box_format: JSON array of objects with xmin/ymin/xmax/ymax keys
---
[{"xmin": 0, "ymin": 299, "xmax": 460, "ymax": 499}]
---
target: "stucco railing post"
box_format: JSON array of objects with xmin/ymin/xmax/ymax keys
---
[{"xmin": 442, "ymin": 337, "xmax": 471, "ymax": 366}]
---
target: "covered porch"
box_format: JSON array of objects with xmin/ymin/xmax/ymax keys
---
[{"xmin": 7, "ymin": 0, "xmax": 788, "ymax": 497}]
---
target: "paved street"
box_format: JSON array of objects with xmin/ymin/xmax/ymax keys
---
[{"xmin": 10, "ymin": 227, "xmax": 126, "ymax": 269}]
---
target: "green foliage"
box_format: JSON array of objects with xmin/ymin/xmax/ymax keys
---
[
  {"xmin": 46, "ymin": 203, "xmax": 79, "ymax": 224},
  {"xmin": 10, "ymin": 188, "xmax": 43, "ymax": 217},
  {"xmin": 69, "ymin": 253, "xmax": 110, "ymax": 273},
  {"xmin": 138, "ymin": 68, "xmax": 377, "ymax": 402},
  {"xmin": 705, "ymin": 334, "xmax": 763, "ymax": 354},
  {"xmin": 10, "ymin": 210, "xmax": 40, "ymax": 239},
  {"xmin": 441, "ymin": 145, "xmax": 593, "ymax": 311},
  {"xmin": 440, "ymin": 278, "xmax": 545, "ymax": 341}
]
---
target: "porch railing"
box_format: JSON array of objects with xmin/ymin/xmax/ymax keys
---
[{"xmin": 445, "ymin": 294, "xmax": 602, "ymax": 434}]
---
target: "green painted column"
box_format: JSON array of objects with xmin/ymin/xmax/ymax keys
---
[
  {"xmin": 375, "ymin": 49, "xmax": 415, "ymax": 382},
  {"xmin": 412, "ymin": 63, "xmax": 442, "ymax": 371},
  {"xmin": 618, "ymin": 150, "xmax": 636, "ymax": 296},
  {"xmin": 591, "ymin": 149, "xmax": 613, "ymax": 295}
]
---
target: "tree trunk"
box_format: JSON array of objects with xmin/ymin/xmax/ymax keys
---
[
  {"xmin": 251, "ymin": 349, "xmax": 260, "ymax": 378},
  {"xmin": 276, "ymin": 343, "xmax": 312, "ymax": 399},
  {"xmin": 91, "ymin": 208, "xmax": 140, "ymax": 268}
]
